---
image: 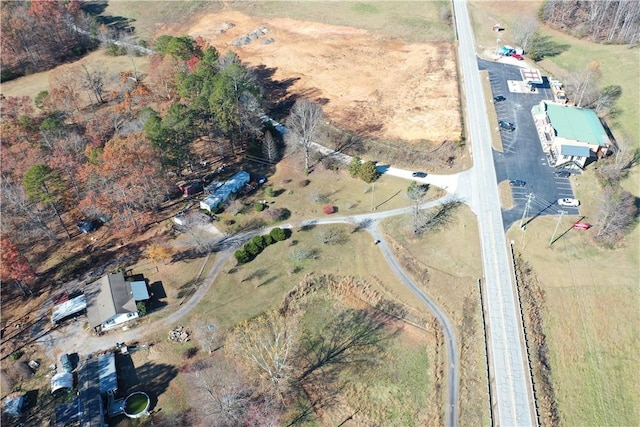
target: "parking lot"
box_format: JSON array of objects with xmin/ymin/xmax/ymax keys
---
[{"xmin": 478, "ymin": 58, "xmax": 580, "ymax": 228}]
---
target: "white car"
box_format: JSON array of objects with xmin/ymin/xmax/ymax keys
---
[{"xmin": 558, "ymin": 198, "xmax": 580, "ymax": 207}]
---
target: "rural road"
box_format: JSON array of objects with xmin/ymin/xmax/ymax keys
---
[{"xmin": 453, "ymin": 0, "xmax": 536, "ymax": 425}]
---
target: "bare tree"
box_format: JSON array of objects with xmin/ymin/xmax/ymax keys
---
[
  {"xmin": 285, "ymin": 98, "xmax": 324, "ymax": 172},
  {"xmin": 407, "ymin": 181, "xmax": 429, "ymax": 234},
  {"xmin": 316, "ymin": 226, "xmax": 347, "ymax": 245},
  {"xmin": 513, "ymin": 15, "xmax": 539, "ymax": 52},
  {"xmin": 226, "ymin": 310, "xmax": 299, "ymax": 401},
  {"xmin": 564, "ymin": 60, "xmax": 602, "ymax": 107},
  {"xmin": 190, "ymin": 355, "xmax": 252, "ymax": 427},
  {"xmin": 593, "ymin": 187, "xmax": 637, "ymax": 246},
  {"xmin": 193, "ymin": 320, "xmax": 221, "ymax": 355},
  {"xmin": 80, "ymin": 64, "xmax": 106, "ymax": 104},
  {"xmin": 262, "ymin": 130, "xmax": 279, "ymax": 163},
  {"xmin": 180, "ymin": 211, "xmax": 217, "ymax": 254}
]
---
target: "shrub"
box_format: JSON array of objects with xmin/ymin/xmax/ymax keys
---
[
  {"xmin": 263, "ymin": 234, "xmax": 274, "ymax": 245},
  {"xmin": 9, "ymin": 351, "xmax": 23, "ymax": 361},
  {"xmin": 244, "ymin": 240, "xmax": 261, "ymax": 256},
  {"xmin": 182, "ymin": 347, "xmax": 199, "ymax": 359},
  {"xmin": 270, "ymin": 227, "xmax": 287, "ymax": 242},
  {"xmin": 266, "ymin": 207, "xmax": 290, "ymax": 221},
  {"xmin": 255, "ymin": 203, "xmax": 266, "ymax": 212},
  {"xmin": 136, "ymin": 302, "xmax": 147, "ymax": 317},
  {"xmin": 358, "ymin": 160, "xmax": 380, "ymax": 183},
  {"xmin": 234, "ymin": 249, "xmax": 250, "ymax": 264},
  {"xmin": 224, "ymin": 219, "xmax": 235, "ymax": 226},
  {"xmin": 251, "ymin": 235, "xmax": 266, "ymax": 250},
  {"xmin": 265, "ymin": 186, "xmax": 275, "ymax": 197},
  {"xmin": 323, "ymin": 205, "xmax": 336, "ymax": 214},
  {"xmin": 348, "ymin": 156, "xmax": 362, "ymax": 177},
  {"xmin": 298, "ymin": 179, "xmax": 310, "ymax": 187}
]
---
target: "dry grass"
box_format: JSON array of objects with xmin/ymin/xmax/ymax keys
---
[
  {"xmin": 479, "ymin": 70, "xmax": 504, "ymax": 152},
  {"xmin": 1, "ymin": 50, "xmax": 151, "ymax": 104},
  {"xmin": 506, "ymin": 168, "xmax": 639, "ymax": 427}
]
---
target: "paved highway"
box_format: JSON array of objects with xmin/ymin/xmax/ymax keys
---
[{"xmin": 452, "ymin": 1, "xmax": 536, "ymax": 425}]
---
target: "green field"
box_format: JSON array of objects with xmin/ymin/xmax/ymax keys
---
[{"xmin": 229, "ymin": 1, "xmax": 454, "ymax": 42}]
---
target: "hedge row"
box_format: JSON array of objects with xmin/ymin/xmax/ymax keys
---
[{"xmin": 234, "ymin": 227, "xmax": 287, "ymax": 264}]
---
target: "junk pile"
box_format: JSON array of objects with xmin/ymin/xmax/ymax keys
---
[{"xmin": 168, "ymin": 326, "xmax": 190, "ymax": 343}]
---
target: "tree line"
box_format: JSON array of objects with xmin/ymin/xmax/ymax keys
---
[
  {"xmin": 540, "ymin": 0, "xmax": 640, "ymax": 45},
  {"xmin": 0, "ymin": 1, "xmax": 98, "ymax": 82}
]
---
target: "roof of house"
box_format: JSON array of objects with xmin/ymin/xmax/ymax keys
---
[
  {"xmin": 51, "ymin": 294, "xmax": 87, "ymax": 324},
  {"xmin": 130, "ymin": 281, "xmax": 150, "ymax": 301},
  {"xmin": 561, "ymin": 145, "xmax": 591, "ymax": 157},
  {"xmin": 544, "ymin": 102, "xmax": 610, "ymax": 147},
  {"xmin": 98, "ymin": 352, "xmax": 117, "ymax": 395},
  {"xmin": 86, "ymin": 273, "xmax": 136, "ymax": 329}
]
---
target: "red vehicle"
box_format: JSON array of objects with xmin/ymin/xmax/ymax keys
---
[
  {"xmin": 511, "ymin": 53, "xmax": 524, "ymax": 60},
  {"xmin": 573, "ymin": 222, "xmax": 591, "ymax": 230}
]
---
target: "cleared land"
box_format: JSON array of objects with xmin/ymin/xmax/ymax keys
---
[{"xmin": 185, "ymin": 10, "xmax": 461, "ymax": 144}]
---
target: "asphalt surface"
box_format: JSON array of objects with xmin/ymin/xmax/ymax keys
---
[
  {"xmin": 453, "ymin": 0, "xmax": 536, "ymax": 425},
  {"xmin": 478, "ymin": 58, "xmax": 579, "ymax": 228}
]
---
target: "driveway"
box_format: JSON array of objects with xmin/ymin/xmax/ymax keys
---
[{"xmin": 478, "ymin": 58, "xmax": 579, "ymax": 228}]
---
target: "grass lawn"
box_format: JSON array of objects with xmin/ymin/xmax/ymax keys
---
[
  {"xmin": 506, "ymin": 168, "xmax": 639, "ymax": 426},
  {"xmin": 0, "ymin": 50, "xmax": 151, "ymax": 103}
]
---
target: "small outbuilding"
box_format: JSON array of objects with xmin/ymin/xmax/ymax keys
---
[
  {"xmin": 51, "ymin": 372, "xmax": 74, "ymax": 396},
  {"xmin": 2, "ymin": 393, "xmax": 25, "ymax": 418}
]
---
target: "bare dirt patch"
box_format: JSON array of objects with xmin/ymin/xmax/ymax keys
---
[{"xmin": 187, "ymin": 11, "xmax": 461, "ymax": 144}]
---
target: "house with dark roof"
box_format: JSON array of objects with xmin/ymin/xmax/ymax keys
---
[
  {"xmin": 532, "ymin": 101, "xmax": 612, "ymax": 170},
  {"xmin": 85, "ymin": 273, "xmax": 138, "ymax": 332}
]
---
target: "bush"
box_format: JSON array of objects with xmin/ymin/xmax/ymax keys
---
[
  {"xmin": 270, "ymin": 227, "xmax": 287, "ymax": 242},
  {"xmin": 323, "ymin": 205, "xmax": 336, "ymax": 214},
  {"xmin": 348, "ymin": 156, "xmax": 362, "ymax": 177},
  {"xmin": 234, "ymin": 249, "xmax": 250, "ymax": 264},
  {"xmin": 263, "ymin": 234, "xmax": 274, "ymax": 245},
  {"xmin": 298, "ymin": 179, "xmax": 310, "ymax": 187},
  {"xmin": 136, "ymin": 302, "xmax": 147, "ymax": 317},
  {"xmin": 265, "ymin": 186, "xmax": 275, "ymax": 197},
  {"xmin": 266, "ymin": 207, "xmax": 290, "ymax": 221},
  {"xmin": 255, "ymin": 203, "xmax": 266, "ymax": 212},
  {"xmin": 9, "ymin": 351, "xmax": 23, "ymax": 361},
  {"xmin": 251, "ymin": 235, "xmax": 266, "ymax": 250},
  {"xmin": 182, "ymin": 347, "xmax": 199, "ymax": 359},
  {"xmin": 244, "ymin": 240, "xmax": 261, "ymax": 256},
  {"xmin": 358, "ymin": 160, "xmax": 380, "ymax": 183}
]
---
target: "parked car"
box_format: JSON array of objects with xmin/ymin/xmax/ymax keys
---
[
  {"xmin": 411, "ymin": 171, "xmax": 427, "ymax": 178},
  {"xmin": 493, "ymin": 95, "xmax": 506, "ymax": 102},
  {"xmin": 554, "ymin": 171, "xmax": 571, "ymax": 178},
  {"xmin": 558, "ymin": 198, "xmax": 580, "ymax": 207},
  {"xmin": 511, "ymin": 53, "xmax": 524, "ymax": 60},
  {"xmin": 77, "ymin": 219, "xmax": 101, "ymax": 234},
  {"xmin": 499, "ymin": 120, "xmax": 515, "ymax": 131},
  {"xmin": 60, "ymin": 354, "xmax": 73, "ymax": 373},
  {"xmin": 509, "ymin": 180, "xmax": 526, "ymax": 187}
]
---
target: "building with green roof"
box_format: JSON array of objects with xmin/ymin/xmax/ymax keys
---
[{"xmin": 532, "ymin": 101, "xmax": 612, "ymax": 170}]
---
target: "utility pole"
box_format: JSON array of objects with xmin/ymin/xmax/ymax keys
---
[
  {"xmin": 370, "ymin": 182, "xmax": 375, "ymax": 211},
  {"xmin": 519, "ymin": 193, "xmax": 534, "ymax": 230},
  {"xmin": 549, "ymin": 210, "xmax": 567, "ymax": 246}
]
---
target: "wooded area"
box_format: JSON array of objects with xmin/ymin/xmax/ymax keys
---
[
  {"xmin": 0, "ymin": 1, "xmax": 97, "ymax": 81},
  {"xmin": 0, "ymin": 31, "xmax": 272, "ymax": 288},
  {"xmin": 540, "ymin": 0, "xmax": 640, "ymax": 45}
]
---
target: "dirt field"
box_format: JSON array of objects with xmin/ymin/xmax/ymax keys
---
[{"xmin": 187, "ymin": 11, "xmax": 461, "ymax": 144}]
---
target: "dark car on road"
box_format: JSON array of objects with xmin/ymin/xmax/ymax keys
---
[
  {"xmin": 499, "ymin": 120, "xmax": 515, "ymax": 131},
  {"xmin": 554, "ymin": 171, "xmax": 571, "ymax": 178},
  {"xmin": 411, "ymin": 171, "xmax": 427, "ymax": 178},
  {"xmin": 493, "ymin": 95, "xmax": 506, "ymax": 102},
  {"xmin": 509, "ymin": 180, "xmax": 526, "ymax": 187}
]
